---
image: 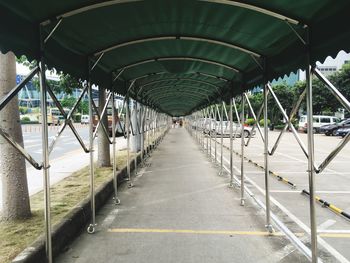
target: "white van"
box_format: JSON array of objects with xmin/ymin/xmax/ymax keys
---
[
  {"xmin": 298, "ymin": 115, "xmax": 340, "ymax": 133},
  {"xmin": 81, "ymin": 115, "xmax": 90, "ymax": 124}
]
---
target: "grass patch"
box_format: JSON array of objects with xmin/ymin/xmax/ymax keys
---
[{"xmin": 0, "ymin": 150, "xmax": 133, "ymax": 263}]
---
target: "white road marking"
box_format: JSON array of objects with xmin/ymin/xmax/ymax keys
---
[
  {"xmin": 101, "ymin": 208, "xmax": 119, "ymax": 228},
  {"xmin": 270, "ymin": 190, "xmax": 350, "ymax": 194},
  {"xmin": 318, "ymin": 220, "xmax": 337, "ymax": 230},
  {"xmin": 214, "ymin": 146, "xmax": 350, "ymax": 263}
]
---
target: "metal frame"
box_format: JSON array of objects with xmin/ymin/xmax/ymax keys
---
[
  {"xmin": 229, "ymin": 98, "xmax": 234, "ymax": 187},
  {"xmin": 142, "ymin": 84, "xmax": 219, "ymax": 98},
  {"xmin": 111, "ymin": 91, "xmax": 121, "ymax": 205},
  {"xmin": 240, "ymin": 94, "xmax": 245, "ymax": 206},
  {"xmin": 128, "ymin": 71, "xmax": 229, "ymax": 84},
  {"xmin": 46, "ymin": 83, "xmax": 89, "ymax": 154},
  {"xmin": 38, "ymin": 25, "xmax": 53, "ymax": 263},
  {"xmin": 114, "ymin": 56, "xmax": 241, "ymax": 73},
  {"xmin": 41, "ymin": 0, "xmax": 302, "ymax": 26},
  {"xmin": 219, "ymin": 102, "xmax": 225, "ymax": 175},
  {"xmin": 139, "ymin": 78, "xmax": 222, "ymax": 94},
  {"xmin": 93, "ymin": 35, "xmax": 261, "ymax": 57}
]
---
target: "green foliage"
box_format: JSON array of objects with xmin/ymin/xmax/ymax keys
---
[
  {"xmin": 274, "ymin": 124, "xmax": 286, "ymax": 130},
  {"xmin": 58, "ymin": 73, "xmax": 82, "ymax": 95},
  {"xmin": 245, "ymin": 118, "xmax": 255, "ymax": 126},
  {"xmin": 20, "ymin": 116, "xmax": 30, "ymax": 122},
  {"xmin": 259, "ymin": 119, "xmax": 270, "ymax": 126},
  {"xmin": 60, "ymin": 96, "xmax": 89, "ymax": 116},
  {"xmin": 79, "ymin": 101, "xmax": 89, "ymax": 115},
  {"xmin": 19, "ymin": 106, "xmax": 28, "ymax": 114},
  {"xmin": 61, "ymin": 97, "xmax": 77, "ymax": 108}
]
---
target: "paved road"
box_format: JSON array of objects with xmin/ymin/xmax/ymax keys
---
[
  {"xmin": 210, "ymin": 130, "xmax": 350, "ymax": 262},
  {"xmin": 0, "ymin": 124, "xmax": 127, "ymax": 210},
  {"xmin": 57, "ymin": 128, "xmax": 307, "ymax": 263}
]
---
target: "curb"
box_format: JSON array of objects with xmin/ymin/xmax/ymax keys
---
[
  {"xmin": 12, "ymin": 145, "xmax": 154, "ymax": 263},
  {"xmin": 219, "ymin": 141, "xmax": 296, "ymax": 188},
  {"xmin": 302, "ymin": 190, "xmax": 350, "ymax": 221}
]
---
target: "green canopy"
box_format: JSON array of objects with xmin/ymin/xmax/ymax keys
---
[{"xmin": 1, "ymin": 0, "xmax": 350, "ymax": 116}]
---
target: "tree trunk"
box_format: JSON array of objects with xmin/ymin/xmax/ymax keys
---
[
  {"xmin": 0, "ymin": 51, "xmax": 31, "ymax": 220},
  {"xmin": 97, "ymin": 88, "xmax": 111, "ymax": 167}
]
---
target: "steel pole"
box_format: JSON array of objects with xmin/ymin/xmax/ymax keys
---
[
  {"xmin": 229, "ymin": 98, "xmax": 234, "ymax": 187},
  {"xmin": 209, "ymin": 107, "xmax": 213, "ymax": 158},
  {"xmin": 133, "ymin": 101, "xmax": 138, "ymax": 175},
  {"xmin": 140, "ymin": 104, "xmax": 144, "ymax": 165},
  {"xmin": 87, "ymin": 62, "xmax": 96, "ymax": 234},
  {"xmin": 264, "ymin": 84, "xmax": 273, "ymax": 232},
  {"xmin": 220, "ymin": 102, "xmax": 224, "ymax": 175},
  {"xmin": 111, "ymin": 92, "xmax": 120, "ymax": 205},
  {"xmin": 147, "ymin": 109, "xmax": 150, "ymax": 157},
  {"xmin": 39, "ymin": 30, "xmax": 52, "ymax": 263},
  {"xmin": 126, "ymin": 96, "xmax": 133, "ymax": 188},
  {"xmin": 306, "ymin": 44, "xmax": 318, "ymax": 262},
  {"xmin": 240, "ymin": 94, "xmax": 245, "ymax": 206},
  {"xmin": 214, "ymin": 106, "xmax": 217, "ymax": 163},
  {"xmin": 206, "ymin": 108, "xmax": 209, "ymax": 155}
]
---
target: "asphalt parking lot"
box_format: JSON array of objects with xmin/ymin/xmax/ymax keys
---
[{"xmin": 206, "ymin": 130, "xmax": 350, "ymax": 262}]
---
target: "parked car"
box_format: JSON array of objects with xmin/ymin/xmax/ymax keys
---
[
  {"xmin": 298, "ymin": 115, "xmax": 340, "ymax": 133},
  {"xmin": 335, "ymin": 127, "xmax": 350, "ymax": 138},
  {"xmin": 81, "ymin": 115, "xmax": 90, "ymax": 124},
  {"xmin": 319, "ymin": 118, "xmax": 350, "ymax": 136},
  {"xmin": 214, "ymin": 121, "xmax": 256, "ymax": 138}
]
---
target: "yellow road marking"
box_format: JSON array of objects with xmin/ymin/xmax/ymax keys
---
[
  {"xmin": 108, "ymin": 228, "xmax": 296, "ymax": 236},
  {"xmin": 108, "ymin": 228, "xmax": 350, "ymax": 238},
  {"xmin": 320, "ymin": 233, "xmax": 350, "ymax": 238}
]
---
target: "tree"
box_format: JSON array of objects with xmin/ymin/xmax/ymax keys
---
[
  {"xmin": 97, "ymin": 88, "xmax": 111, "ymax": 167},
  {"xmin": 61, "ymin": 96, "xmax": 77, "ymax": 108},
  {"xmin": 0, "ymin": 51, "xmax": 31, "ymax": 220},
  {"xmin": 266, "ymin": 83, "xmax": 296, "ymax": 124}
]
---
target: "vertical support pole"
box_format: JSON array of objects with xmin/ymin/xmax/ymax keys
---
[
  {"xmin": 306, "ymin": 30, "xmax": 318, "ymax": 262},
  {"xmin": 229, "ymin": 98, "xmax": 234, "ymax": 187},
  {"xmin": 264, "ymin": 82, "xmax": 273, "ymax": 232},
  {"xmin": 39, "ymin": 28, "xmax": 52, "ymax": 263},
  {"xmin": 87, "ymin": 62, "xmax": 96, "ymax": 234},
  {"xmin": 140, "ymin": 104, "xmax": 144, "ymax": 165},
  {"xmin": 214, "ymin": 105, "xmax": 217, "ymax": 163},
  {"xmin": 147, "ymin": 108, "xmax": 150, "ymax": 156},
  {"xmin": 126, "ymin": 96, "xmax": 133, "ymax": 188},
  {"xmin": 209, "ymin": 107, "xmax": 213, "ymax": 158},
  {"xmin": 206, "ymin": 108, "xmax": 209, "ymax": 155},
  {"xmin": 240, "ymin": 94, "xmax": 245, "ymax": 206},
  {"xmin": 144, "ymin": 107, "xmax": 149, "ymax": 159},
  {"xmin": 112, "ymin": 92, "xmax": 120, "ymax": 205},
  {"xmin": 133, "ymin": 101, "xmax": 138, "ymax": 175},
  {"xmin": 219, "ymin": 102, "xmax": 224, "ymax": 175}
]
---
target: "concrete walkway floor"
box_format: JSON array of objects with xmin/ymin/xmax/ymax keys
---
[{"xmin": 57, "ymin": 128, "xmax": 308, "ymax": 263}]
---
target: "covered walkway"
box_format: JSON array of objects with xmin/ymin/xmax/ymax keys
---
[{"xmin": 57, "ymin": 127, "xmax": 307, "ymax": 263}]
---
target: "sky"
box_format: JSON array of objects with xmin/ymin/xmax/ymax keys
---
[{"xmin": 299, "ymin": 50, "xmax": 350, "ymax": 80}]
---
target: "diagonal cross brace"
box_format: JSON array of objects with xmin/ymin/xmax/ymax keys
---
[
  {"xmin": 46, "ymin": 83, "xmax": 89, "ymax": 154},
  {"xmin": 269, "ymin": 88, "xmax": 306, "ymax": 156},
  {"xmin": 245, "ymin": 91, "xmax": 266, "ymax": 146},
  {"xmin": 244, "ymin": 93, "xmax": 265, "ymax": 144},
  {"xmin": 92, "ymin": 95, "xmax": 112, "ymax": 143},
  {"xmin": 313, "ymin": 68, "xmax": 350, "ymax": 173},
  {"xmin": 266, "ymin": 83, "xmax": 319, "ymax": 172},
  {"xmin": 0, "ymin": 66, "xmax": 39, "ymax": 111},
  {"xmin": 0, "ymin": 127, "xmax": 42, "ymax": 170}
]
